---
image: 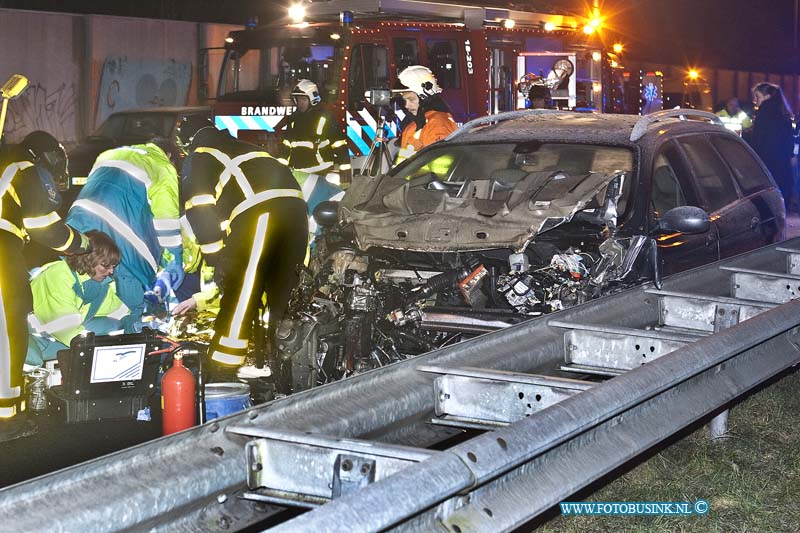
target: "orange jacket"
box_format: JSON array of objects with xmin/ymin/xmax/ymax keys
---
[{"xmin": 396, "ymin": 110, "xmax": 457, "ymax": 163}]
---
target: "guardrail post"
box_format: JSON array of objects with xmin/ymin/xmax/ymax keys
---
[{"xmin": 709, "ymin": 410, "xmax": 729, "ymax": 440}]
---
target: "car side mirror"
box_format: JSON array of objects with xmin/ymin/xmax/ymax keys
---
[
  {"xmin": 313, "ymin": 200, "xmax": 339, "ymax": 227},
  {"xmin": 656, "ymin": 206, "xmax": 710, "ymax": 234}
]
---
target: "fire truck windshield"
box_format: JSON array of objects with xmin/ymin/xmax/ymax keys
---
[{"xmin": 218, "ymin": 43, "xmax": 337, "ymax": 103}]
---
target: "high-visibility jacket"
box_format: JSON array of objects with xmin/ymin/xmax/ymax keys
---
[
  {"xmin": 281, "ymin": 105, "xmax": 351, "ymax": 177},
  {"xmin": 66, "ymin": 144, "xmax": 181, "ymax": 289},
  {"xmin": 395, "ymin": 110, "xmax": 457, "ymax": 165},
  {"xmin": 28, "ymin": 260, "xmax": 128, "ymax": 347},
  {"xmin": 182, "ymin": 140, "xmax": 304, "ymax": 264},
  {"xmin": 1, "ymin": 144, "xmax": 90, "ymax": 417},
  {"xmin": 182, "ymin": 132, "xmax": 308, "ymax": 366},
  {"xmin": 716, "ymin": 109, "xmax": 753, "ymax": 132},
  {"xmin": 0, "ymin": 145, "xmax": 89, "ymax": 254}
]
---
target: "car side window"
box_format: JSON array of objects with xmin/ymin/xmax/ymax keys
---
[
  {"xmin": 650, "ymin": 149, "xmax": 687, "ymax": 219},
  {"xmin": 709, "ymin": 134, "xmax": 773, "ymax": 196},
  {"xmin": 677, "ymin": 135, "xmax": 740, "ymax": 212}
]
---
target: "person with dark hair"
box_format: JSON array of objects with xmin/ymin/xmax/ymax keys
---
[
  {"xmin": 528, "ymin": 83, "xmax": 553, "ymax": 109},
  {"xmin": 750, "ymin": 82, "xmax": 795, "ymax": 211},
  {"xmin": 394, "ymin": 65, "xmax": 457, "ymax": 165},
  {"xmin": 26, "ymin": 230, "xmax": 128, "ymax": 366},
  {"xmin": 0, "ymin": 130, "xmax": 91, "ymax": 440},
  {"xmin": 181, "ymin": 126, "xmax": 307, "ymax": 377},
  {"xmin": 65, "ymin": 142, "xmax": 182, "ymax": 330}
]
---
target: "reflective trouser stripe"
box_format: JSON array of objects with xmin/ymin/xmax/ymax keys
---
[
  {"xmin": 210, "ymin": 350, "xmax": 245, "ymax": 366},
  {"xmin": 0, "ymin": 282, "xmax": 21, "ymax": 404},
  {"xmin": 213, "ymin": 213, "xmax": 269, "ymax": 366}
]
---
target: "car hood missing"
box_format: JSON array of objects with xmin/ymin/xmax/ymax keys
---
[{"xmin": 340, "ymin": 169, "xmax": 623, "ymax": 252}]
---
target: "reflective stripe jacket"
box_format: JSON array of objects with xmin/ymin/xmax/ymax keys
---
[
  {"xmin": 93, "ymin": 144, "xmax": 181, "ymax": 249},
  {"xmin": 716, "ymin": 109, "xmax": 752, "ymax": 130},
  {"xmin": 395, "ymin": 110, "xmax": 457, "ymax": 165},
  {"xmin": 182, "ymin": 136, "xmax": 304, "ymax": 264},
  {"xmin": 281, "ymin": 106, "xmax": 351, "ymax": 174},
  {"xmin": 0, "ymin": 144, "xmax": 88, "ymax": 253},
  {"xmin": 66, "ymin": 144, "xmax": 180, "ymax": 287},
  {"xmin": 29, "ymin": 260, "xmax": 128, "ymax": 346}
]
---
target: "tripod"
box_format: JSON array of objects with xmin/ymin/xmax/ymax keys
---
[{"xmin": 359, "ymin": 114, "xmax": 395, "ymax": 177}]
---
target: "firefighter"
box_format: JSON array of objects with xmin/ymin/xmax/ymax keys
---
[
  {"xmin": 66, "ymin": 141, "xmax": 183, "ymax": 331},
  {"xmin": 394, "ymin": 65, "xmax": 457, "ymax": 165},
  {"xmin": 181, "ymin": 126, "xmax": 307, "ymax": 373},
  {"xmin": 0, "ymin": 131, "xmax": 91, "ymax": 441},
  {"xmin": 26, "ymin": 230, "xmax": 128, "ymax": 366},
  {"xmin": 280, "ymin": 79, "xmax": 349, "ymax": 229}
]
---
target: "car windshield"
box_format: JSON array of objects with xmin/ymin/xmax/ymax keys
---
[
  {"xmin": 93, "ymin": 113, "xmax": 176, "ymax": 139},
  {"xmin": 360, "ymin": 142, "xmax": 635, "ymax": 213}
]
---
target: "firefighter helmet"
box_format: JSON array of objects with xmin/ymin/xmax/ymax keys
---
[
  {"xmin": 398, "ymin": 65, "xmax": 442, "ymax": 99},
  {"xmin": 176, "ymin": 114, "xmax": 215, "ymax": 152},
  {"xmin": 20, "ymin": 130, "xmax": 68, "ymax": 184},
  {"xmin": 291, "ymin": 79, "xmax": 321, "ymax": 106}
]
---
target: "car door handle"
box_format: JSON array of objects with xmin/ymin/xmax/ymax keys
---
[{"xmin": 750, "ymin": 217, "xmax": 760, "ymax": 230}]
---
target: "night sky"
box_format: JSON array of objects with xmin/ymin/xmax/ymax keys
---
[
  {"xmin": 608, "ymin": 0, "xmax": 798, "ymax": 73},
  {"xmin": 1, "ymin": 0, "xmax": 797, "ymax": 73}
]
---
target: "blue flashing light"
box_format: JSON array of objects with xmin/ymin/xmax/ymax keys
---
[
  {"xmin": 340, "ymin": 11, "xmax": 354, "ymax": 24},
  {"xmin": 245, "ymin": 16, "xmax": 259, "ymax": 29}
]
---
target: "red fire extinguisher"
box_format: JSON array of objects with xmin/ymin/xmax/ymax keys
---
[{"xmin": 162, "ymin": 353, "xmax": 196, "ymax": 435}]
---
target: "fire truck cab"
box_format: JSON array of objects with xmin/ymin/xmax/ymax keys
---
[{"xmin": 212, "ymin": 0, "xmax": 607, "ymax": 164}]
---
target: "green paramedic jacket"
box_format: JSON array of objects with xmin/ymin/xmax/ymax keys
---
[{"xmin": 29, "ymin": 260, "xmax": 129, "ymax": 347}]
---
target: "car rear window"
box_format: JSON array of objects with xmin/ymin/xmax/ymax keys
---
[
  {"xmin": 677, "ymin": 136, "xmax": 739, "ymax": 212},
  {"xmin": 709, "ymin": 134, "xmax": 774, "ymax": 196},
  {"xmin": 95, "ymin": 113, "xmax": 175, "ymax": 139}
]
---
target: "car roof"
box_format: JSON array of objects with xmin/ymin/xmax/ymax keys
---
[
  {"xmin": 446, "ymin": 110, "xmax": 731, "ymax": 147},
  {"xmin": 109, "ymin": 106, "xmax": 210, "ymax": 116}
]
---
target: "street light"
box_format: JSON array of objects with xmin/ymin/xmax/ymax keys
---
[{"xmin": 288, "ymin": 3, "xmax": 306, "ymax": 23}]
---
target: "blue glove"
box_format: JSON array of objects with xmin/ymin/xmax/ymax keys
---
[
  {"xmin": 164, "ymin": 246, "xmax": 185, "ymax": 290},
  {"xmin": 144, "ymin": 271, "xmax": 172, "ymax": 306}
]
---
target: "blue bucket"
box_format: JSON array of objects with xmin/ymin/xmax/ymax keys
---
[{"xmin": 204, "ymin": 382, "xmax": 252, "ymax": 420}]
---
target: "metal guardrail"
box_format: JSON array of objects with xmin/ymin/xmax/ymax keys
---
[{"xmin": 2, "ymin": 240, "xmax": 800, "ymax": 531}]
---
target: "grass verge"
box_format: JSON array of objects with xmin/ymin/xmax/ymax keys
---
[{"xmin": 539, "ymin": 366, "xmax": 800, "ymax": 532}]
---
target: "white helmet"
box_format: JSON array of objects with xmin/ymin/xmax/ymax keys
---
[
  {"xmin": 291, "ymin": 79, "xmax": 321, "ymax": 106},
  {"xmin": 398, "ymin": 65, "xmax": 441, "ymax": 99}
]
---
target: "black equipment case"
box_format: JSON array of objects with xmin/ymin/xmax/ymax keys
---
[{"xmin": 46, "ymin": 330, "xmax": 162, "ymax": 423}]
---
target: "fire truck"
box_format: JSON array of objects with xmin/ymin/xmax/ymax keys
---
[{"xmin": 210, "ymin": 0, "xmax": 609, "ymax": 163}]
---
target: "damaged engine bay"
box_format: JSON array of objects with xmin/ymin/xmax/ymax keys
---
[{"xmin": 275, "ymin": 141, "xmax": 652, "ymax": 391}]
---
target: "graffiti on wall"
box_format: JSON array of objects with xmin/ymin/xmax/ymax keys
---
[
  {"xmin": 96, "ymin": 56, "xmax": 192, "ymax": 127},
  {"xmin": 4, "ymin": 82, "xmax": 77, "ymax": 143}
]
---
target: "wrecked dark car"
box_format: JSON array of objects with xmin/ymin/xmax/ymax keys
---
[{"xmin": 275, "ymin": 110, "xmax": 785, "ymax": 391}]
